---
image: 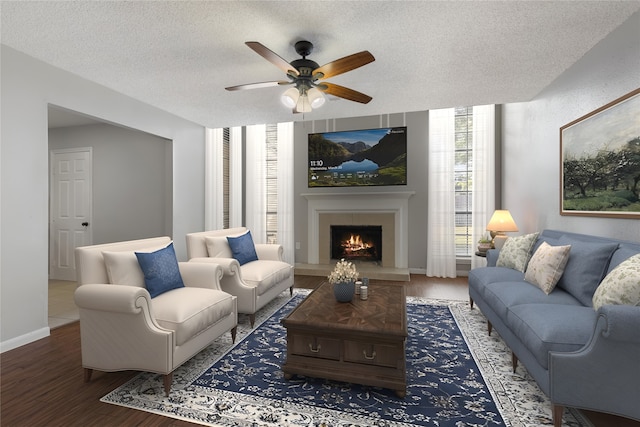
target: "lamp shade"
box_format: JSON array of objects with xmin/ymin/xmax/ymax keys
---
[
  {"xmin": 486, "ymin": 210, "xmax": 518, "ymax": 232},
  {"xmin": 307, "ymin": 87, "xmax": 325, "ymax": 108},
  {"xmin": 281, "ymin": 87, "xmax": 299, "ymax": 108}
]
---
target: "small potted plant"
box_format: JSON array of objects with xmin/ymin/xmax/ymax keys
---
[
  {"xmin": 477, "ymin": 234, "xmax": 492, "ymax": 253},
  {"xmin": 328, "ymin": 258, "xmax": 359, "ymax": 302}
]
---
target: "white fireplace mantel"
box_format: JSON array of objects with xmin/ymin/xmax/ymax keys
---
[{"xmin": 302, "ymin": 191, "xmax": 414, "ymax": 268}]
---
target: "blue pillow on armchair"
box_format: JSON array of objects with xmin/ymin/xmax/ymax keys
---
[
  {"xmin": 135, "ymin": 242, "xmax": 185, "ymax": 298},
  {"xmin": 227, "ymin": 231, "xmax": 259, "ymax": 266}
]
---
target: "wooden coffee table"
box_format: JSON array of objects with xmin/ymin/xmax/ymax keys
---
[{"xmin": 281, "ymin": 281, "xmax": 407, "ymax": 397}]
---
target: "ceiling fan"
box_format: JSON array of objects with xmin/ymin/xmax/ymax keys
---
[{"xmin": 225, "ymin": 40, "xmax": 375, "ymax": 113}]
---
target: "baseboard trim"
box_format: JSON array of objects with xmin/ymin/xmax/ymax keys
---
[{"xmin": 1, "ymin": 326, "xmax": 50, "ymax": 353}]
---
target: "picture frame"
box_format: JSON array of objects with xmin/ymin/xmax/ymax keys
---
[{"xmin": 560, "ymin": 88, "xmax": 640, "ymax": 218}]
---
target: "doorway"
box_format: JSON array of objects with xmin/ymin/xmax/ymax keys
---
[
  {"xmin": 48, "ymin": 107, "xmax": 102, "ymax": 328},
  {"xmin": 47, "ymin": 105, "xmax": 173, "ymax": 328}
]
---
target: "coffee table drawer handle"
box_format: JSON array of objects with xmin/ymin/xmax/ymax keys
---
[
  {"xmin": 309, "ymin": 343, "xmax": 321, "ymax": 353},
  {"xmin": 363, "ymin": 349, "xmax": 377, "ymax": 360}
]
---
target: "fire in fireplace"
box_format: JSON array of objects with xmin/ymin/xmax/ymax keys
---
[{"xmin": 330, "ymin": 225, "xmax": 382, "ymax": 262}]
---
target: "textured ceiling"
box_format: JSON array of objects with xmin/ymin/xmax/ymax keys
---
[{"xmin": 2, "ymin": 1, "xmax": 639, "ymax": 129}]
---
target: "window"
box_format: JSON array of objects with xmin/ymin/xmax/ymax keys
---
[
  {"xmin": 454, "ymin": 107, "xmax": 473, "ymax": 257},
  {"xmin": 265, "ymin": 124, "xmax": 278, "ymax": 244},
  {"xmin": 222, "ymin": 128, "xmax": 230, "ymax": 229}
]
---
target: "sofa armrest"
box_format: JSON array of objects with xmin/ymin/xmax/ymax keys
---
[
  {"xmin": 598, "ymin": 305, "xmax": 640, "ymax": 343},
  {"xmin": 189, "ymin": 257, "xmax": 239, "ymax": 276},
  {"xmin": 75, "ymin": 284, "xmax": 152, "ymax": 314},
  {"xmin": 188, "ymin": 256, "xmax": 257, "ymax": 313},
  {"xmin": 549, "ymin": 305, "xmax": 640, "ymax": 420},
  {"xmin": 74, "ymin": 283, "xmax": 175, "ymax": 374},
  {"xmin": 178, "ymin": 261, "xmax": 223, "ymax": 290},
  {"xmin": 255, "ymin": 243, "xmax": 283, "ymax": 261},
  {"xmin": 486, "ymin": 249, "xmax": 499, "ymax": 266}
]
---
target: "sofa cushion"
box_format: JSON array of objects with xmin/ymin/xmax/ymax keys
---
[
  {"xmin": 506, "ymin": 304, "xmax": 597, "ymax": 369},
  {"xmin": 556, "ymin": 236, "xmax": 619, "ymax": 306},
  {"xmin": 483, "ymin": 280, "xmax": 581, "ymax": 318},
  {"xmin": 524, "ymin": 242, "xmax": 571, "ymax": 294},
  {"xmin": 204, "ymin": 236, "xmax": 234, "ymax": 258},
  {"xmin": 135, "ymin": 243, "xmax": 185, "ymax": 298},
  {"xmin": 531, "ymin": 234, "xmax": 562, "ymax": 254},
  {"xmin": 468, "ymin": 267, "xmax": 525, "ymax": 299},
  {"xmin": 240, "ymin": 260, "xmax": 292, "ymax": 295},
  {"xmin": 608, "ymin": 244, "xmax": 640, "ymax": 273},
  {"xmin": 102, "ymin": 243, "xmax": 169, "ymax": 287},
  {"xmin": 496, "ymin": 232, "xmax": 539, "ymax": 272},
  {"xmin": 103, "ymin": 251, "xmax": 146, "ymax": 287},
  {"xmin": 227, "ymin": 230, "xmax": 259, "ymax": 266},
  {"xmin": 592, "ymin": 253, "xmax": 640, "ymax": 311},
  {"xmin": 152, "ymin": 287, "xmax": 235, "ymax": 346},
  {"xmin": 204, "ymin": 230, "xmax": 249, "ymax": 259}
]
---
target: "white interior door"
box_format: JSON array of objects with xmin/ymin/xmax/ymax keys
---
[{"xmin": 50, "ymin": 148, "xmax": 93, "ymax": 281}]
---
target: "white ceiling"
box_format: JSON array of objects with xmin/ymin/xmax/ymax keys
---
[{"xmin": 2, "ymin": 1, "xmax": 639, "ymax": 129}]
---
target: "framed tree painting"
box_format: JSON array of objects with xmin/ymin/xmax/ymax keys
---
[{"xmin": 560, "ymin": 88, "xmax": 640, "ymax": 218}]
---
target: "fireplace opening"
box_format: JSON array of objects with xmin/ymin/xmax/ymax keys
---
[{"xmin": 330, "ymin": 225, "xmax": 382, "ymax": 262}]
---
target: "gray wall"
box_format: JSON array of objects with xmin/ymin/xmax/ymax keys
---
[
  {"xmin": 1, "ymin": 45, "xmax": 206, "ymax": 351},
  {"xmin": 49, "ymin": 123, "xmax": 172, "ymax": 244},
  {"xmin": 502, "ymin": 11, "xmax": 640, "ymax": 242}
]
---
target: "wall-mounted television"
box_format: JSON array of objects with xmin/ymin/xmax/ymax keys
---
[{"xmin": 308, "ymin": 126, "xmax": 407, "ymax": 187}]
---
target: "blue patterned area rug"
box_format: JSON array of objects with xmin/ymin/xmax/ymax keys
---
[{"xmin": 101, "ymin": 289, "xmax": 590, "ymax": 427}]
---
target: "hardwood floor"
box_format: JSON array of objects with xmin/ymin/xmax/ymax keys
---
[{"xmin": 1, "ymin": 275, "xmax": 636, "ymax": 426}]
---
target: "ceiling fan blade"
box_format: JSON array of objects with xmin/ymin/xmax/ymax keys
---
[
  {"xmin": 318, "ymin": 82, "xmax": 372, "ymax": 104},
  {"xmin": 245, "ymin": 41, "xmax": 299, "ymax": 76},
  {"xmin": 313, "ymin": 51, "xmax": 375, "ymax": 79},
  {"xmin": 225, "ymin": 81, "xmax": 291, "ymax": 91}
]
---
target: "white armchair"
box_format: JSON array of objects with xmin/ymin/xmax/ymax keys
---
[
  {"xmin": 74, "ymin": 236, "xmax": 237, "ymax": 396},
  {"xmin": 186, "ymin": 227, "xmax": 294, "ymax": 327}
]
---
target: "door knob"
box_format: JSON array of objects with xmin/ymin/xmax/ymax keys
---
[{"xmin": 81, "ymin": 222, "xmax": 89, "ymax": 227}]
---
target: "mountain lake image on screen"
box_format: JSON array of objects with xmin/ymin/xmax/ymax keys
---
[{"xmin": 308, "ymin": 127, "xmax": 407, "ymax": 187}]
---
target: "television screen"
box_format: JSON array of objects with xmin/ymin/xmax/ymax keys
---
[{"xmin": 308, "ymin": 127, "xmax": 407, "ymax": 187}]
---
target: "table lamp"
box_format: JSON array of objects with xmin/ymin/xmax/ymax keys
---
[{"xmin": 486, "ymin": 210, "xmax": 518, "ymax": 249}]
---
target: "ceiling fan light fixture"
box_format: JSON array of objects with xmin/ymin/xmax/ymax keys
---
[
  {"xmin": 233, "ymin": 41, "xmax": 374, "ymax": 112},
  {"xmin": 307, "ymin": 87, "xmax": 326, "ymax": 109},
  {"xmin": 281, "ymin": 87, "xmax": 299, "ymax": 108}
]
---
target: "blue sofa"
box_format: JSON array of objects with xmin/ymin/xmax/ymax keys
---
[{"xmin": 468, "ymin": 229, "xmax": 640, "ymax": 427}]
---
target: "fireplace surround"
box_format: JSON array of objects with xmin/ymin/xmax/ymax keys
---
[{"xmin": 302, "ymin": 192, "xmax": 414, "ymax": 269}]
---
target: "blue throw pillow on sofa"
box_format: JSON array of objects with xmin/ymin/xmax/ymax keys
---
[
  {"xmin": 227, "ymin": 231, "xmax": 259, "ymax": 266},
  {"xmin": 135, "ymin": 242, "xmax": 185, "ymax": 298}
]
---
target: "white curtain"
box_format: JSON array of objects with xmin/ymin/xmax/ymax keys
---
[
  {"xmin": 472, "ymin": 105, "xmax": 496, "ymax": 268},
  {"xmin": 426, "ymin": 108, "xmax": 457, "ymax": 277},
  {"xmin": 277, "ymin": 122, "xmax": 295, "ymax": 265},
  {"xmin": 229, "ymin": 126, "xmax": 243, "ymax": 228},
  {"xmin": 245, "ymin": 124, "xmax": 267, "ymax": 243},
  {"xmin": 205, "ymin": 128, "xmax": 224, "ymax": 230}
]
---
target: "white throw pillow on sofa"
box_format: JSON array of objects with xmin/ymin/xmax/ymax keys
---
[
  {"xmin": 204, "ymin": 236, "xmax": 234, "ymax": 258},
  {"xmin": 592, "ymin": 253, "xmax": 640, "ymax": 311},
  {"xmin": 524, "ymin": 241, "xmax": 572, "ymax": 294},
  {"xmin": 103, "ymin": 251, "xmax": 145, "ymax": 287},
  {"xmin": 102, "ymin": 243, "xmax": 169, "ymax": 287},
  {"xmin": 496, "ymin": 232, "xmax": 539, "ymax": 272}
]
